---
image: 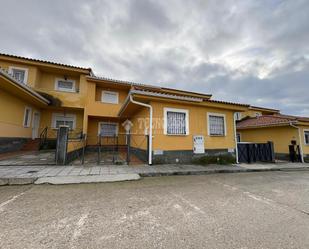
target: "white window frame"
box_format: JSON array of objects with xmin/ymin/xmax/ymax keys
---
[
  {"xmin": 54, "ymin": 78, "xmax": 76, "ymax": 92},
  {"xmin": 23, "ymin": 106, "xmax": 32, "ymax": 128},
  {"xmin": 207, "ymin": 112, "xmax": 227, "ymax": 136},
  {"xmin": 235, "ymin": 112, "xmax": 242, "ymax": 121},
  {"xmin": 304, "ymin": 129, "xmax": 309, "ymax": 145},
  {"xmin": 51, "ymin": 113, "xmax": 76, "ymax": 130},
  {"xmin": 101, "ymin": 90, "xmax": 119, "ymax": 104},
  {"xmin": 164, "ymin": 107, "xmax": 189, "ymax": 135},
  {"xmin": 98, "ymin": 122, "xmax": 119, "ymax": 136},
  {"xmin": 8, "ymin": 66, "xmax": 29, "ymax": 84}
]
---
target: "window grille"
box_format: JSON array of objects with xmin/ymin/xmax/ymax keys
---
[
  {"xmin": 12, "ymin": 69, "xmax": 26, "ymax": 83},
  {"xmin": 167, "ymin": 111, "xmax": 186, "ymax": 135},
  {"xmin": 100, "ymin": 123, "xmax": 117, "ymax": 137},
  {"xmin": 209, "ymin": 115, "xmax": 225, "ymax": 135}
]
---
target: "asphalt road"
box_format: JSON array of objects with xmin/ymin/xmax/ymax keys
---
[{"xmin": 0, "ymin": 171, "xmax": 309, "ymax": 249}]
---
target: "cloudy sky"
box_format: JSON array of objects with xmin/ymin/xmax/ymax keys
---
[{"xmin": 1, "ymin": 0, "xmax": 309, "ymax": 115}]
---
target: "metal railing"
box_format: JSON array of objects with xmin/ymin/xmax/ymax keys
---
[{"xmin": 39, "ymin": 126, "xmax": 48, "ymax": 150}]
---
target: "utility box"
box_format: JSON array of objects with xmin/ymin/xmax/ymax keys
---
[{"xmin": 193, "ymin": 135, "xmax": 204, "ymax": 154}]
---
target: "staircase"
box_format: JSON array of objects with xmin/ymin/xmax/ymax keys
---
[{"xmin": 21, "ymin": 139, "xmax": 40, "ymax": 151}]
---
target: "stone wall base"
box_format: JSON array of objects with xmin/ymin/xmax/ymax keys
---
[
  {"xmin": 66, "ymin": 148, "xmax": 84, "ymax": 164},
  {"xmin": 0, "ymin": 137, "xmax": 30, "ymax": 153},
  {"xmin": 131, "ymin": 147, "xmax": 148, "ymax": 163},
  {"xmin": 152, "ymin": 149, "xmax": 234, "ymax": 164}
]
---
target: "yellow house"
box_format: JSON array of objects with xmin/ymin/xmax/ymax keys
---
[
  {"xmin": 235, "ymin": 106, "xmax": 280, "ymax": 120},
  {"xmin": 0, "ymin": 54, "xmax": 91, "ymax": 152},
  {"xmin": 237, "ymin": 112, "xmax": 309, "ymax": 162},
  {"xmin": 0, "ymin": 53, "xmax": 250, "ymax": 164}
]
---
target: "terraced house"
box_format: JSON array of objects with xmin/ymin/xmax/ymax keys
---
[{"xmin": 0, "ymin": 53, "xmax": 251, "ymax": 165}]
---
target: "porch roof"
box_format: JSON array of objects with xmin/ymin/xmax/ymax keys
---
[
  {"xmin": 237, "ymin": 115, "xmax": 298, "ymax": 129},
  {"xmin": 0, "ymin": 68, "xmax": 50, "ymax": 106}
]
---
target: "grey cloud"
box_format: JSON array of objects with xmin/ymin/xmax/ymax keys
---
[{"xmin": 0, "ymin": 0, "xmax": 308, "ymax": 115}]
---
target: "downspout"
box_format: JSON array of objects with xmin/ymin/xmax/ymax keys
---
[
  {"xmin": 290, "ymin": 122, "xmax": 304, "ymax": 163},
  {"xmin": 233, "ymin": 112, "xmax": 239, "ymax": 164},
  {"xmin": 129, "ymin": 95, "xmax": 153, "ymax": 165}
]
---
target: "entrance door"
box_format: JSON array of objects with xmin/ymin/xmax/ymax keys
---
[{"xmin": 32, "ymin": 112, "xmax": 40, "ymax": 139}]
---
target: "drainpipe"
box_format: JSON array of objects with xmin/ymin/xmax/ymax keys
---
[
  {"xmin": 129, "ymin": 95, "xmax": 153, "ymax": 165},
  {"xmin": 233, "ymin": 112, "xmax": 239, "ymax": 164},
  {"xmin": 289, "ymin": 122, "xmax": 304, "ymax": 163}
]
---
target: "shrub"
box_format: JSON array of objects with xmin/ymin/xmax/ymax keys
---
[{"xmin": 193, "ymin": 154, "xmax": 236, "ymax": 165}]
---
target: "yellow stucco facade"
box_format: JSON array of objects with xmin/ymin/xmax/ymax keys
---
[
  {"xmin": 238, "ymin": 126, "xmax": 299, "ymax": 154},
  {"xmin": 1, "ymin": 53, "xmax": 308, "ymax": 163}
]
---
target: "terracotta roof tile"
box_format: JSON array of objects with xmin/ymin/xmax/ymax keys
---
[
  {"xmin": 273, "ymin": 114, "xmax": 309, "ymax": 122},
  {"xmin": 237, "ymin": 115, "xmax": 297, "ymax": 129},
  {"xmin": 0, "ymin": 53, "xmax": 92, "ymax": 72}
]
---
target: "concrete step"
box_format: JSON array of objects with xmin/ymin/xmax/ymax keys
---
[{"xmin": 21, "ymin": 139, "xmax": 40, "ymax": 151}]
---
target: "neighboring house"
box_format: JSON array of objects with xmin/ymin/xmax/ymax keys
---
[
  {"xmin": 235, "ymin": 106, "xmax": 280, "ymax": 121},
  {"xmin": 0, "ymin": 53, "xmax": 250, "ymax": 164},
  {"xmin": 237, "ymin": 114, "xmax": 309, "ymax": 162}
]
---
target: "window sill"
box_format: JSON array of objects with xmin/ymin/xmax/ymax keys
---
[
  {"xmin": 99, "ymin": 101, "xmax": 119, "ymax": 105},
  {"xmin": 54, "ymin": 89, "xmax": 78, "ymax": 94},
  {"xmin": 209, "ymin": 134, "xmax": 226, "ymax": 137},
  {"xmin": 52, "ymin": 127, "xmax": 75, "ymax": 131},
  {"xmin": 165, "ymin": 133, "xmax": 189, "ymax": 136}
]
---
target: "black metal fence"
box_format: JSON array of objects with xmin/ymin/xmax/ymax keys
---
[
  {"xmin": 237, "ymin": 141, "xmax": 275, "ymax": 163},
  {"xmin": 97, "ymin": 133, "xmax": 148, "ymax": 165}
]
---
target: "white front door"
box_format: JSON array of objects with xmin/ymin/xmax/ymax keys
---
[{"xmin": 32, "ymin": 112, "xmax": 40, "ymax": 139}]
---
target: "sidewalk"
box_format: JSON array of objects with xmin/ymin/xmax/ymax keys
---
[{"xmin": 0, "ymin": 163, "xmax": 308, "ymax": 185}]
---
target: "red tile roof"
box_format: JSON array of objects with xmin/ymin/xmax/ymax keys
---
[
  {"xmin": 273, "ymin": 114, "xmax": 309, "ymax": 122},
  {"xmin": 0, "ymin": 53, "xmax": 92, "ymax": 72},
  {"xmin": 237, "ymin": 115, "xmax": 297, "ymax": 129}
]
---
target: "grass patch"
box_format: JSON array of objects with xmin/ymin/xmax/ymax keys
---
[{"xmin": 193, "ymin": 154, "xmax": 236, "ymax": 165}]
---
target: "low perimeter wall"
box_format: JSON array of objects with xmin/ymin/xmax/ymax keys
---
[
  {"xmin": 0, "ymin": 137, "xmax": 30, "ymax": 153},
  {"xmin": 152, "ymin": 149, "xmax": 234, "ymax": 164},
  {"xmin": 65, "ymin": 139, "xmax": 85, "ymax": 164}
]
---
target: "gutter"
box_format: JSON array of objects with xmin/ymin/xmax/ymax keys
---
[
  {"xmin": 233, "ymin": 113, "xmax": 239, "ymax": 164},
  {"xmin": 128, "ymin": 95, "xmax": 153, "ymax": 165},
  {"xmin": 289, "ymin": 122, "xmax": 304, "ymax": 163}
]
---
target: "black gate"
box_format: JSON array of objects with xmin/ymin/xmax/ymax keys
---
[
  {"xmin": 97, "ymin": 133, "xmax": 149, "ymax": 165},
  {"xmin": 237, "ymin": 142, "xmax": 275, "ymax": 163}
]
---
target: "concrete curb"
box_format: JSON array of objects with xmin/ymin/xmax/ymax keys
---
[
  {"xmin": 139, "ymin": 167, "xmax": 309, "ymax": 177},
  {"xmin": 0, "ymin": 177, "xmax": 37, "ymax": 186},
  {"xmin": 0, "ymin": 167, "xmax": 308, "ymax": 186},
  {"xmin": 34, "ymin": 174, "xmax": 141, "ymax": 185}
]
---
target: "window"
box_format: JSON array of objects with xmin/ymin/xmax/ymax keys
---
[
  {"xmin": 9, "ymin": 66, "xmax": 28, "ymax": 84},
  {"xmin": 236, "ymin": 133, "xmax": 241, "ymax": 142},
  {"xmin": 164, "ymin": 108, "xmax": 189, "ymax": 135},
  {"xmin": 208, "ymin": 113, "xmax": 226, "ymax": 136},
  {"xmin": 98, "ymin": 122, "xmax": 118, "ymax": 137},
  {"xmin": 304, "ymin": 130, "xmax": 309, "ymax": 145},
  {"xmin": 55, "ymin": 78, "xmax": 76, "ymax": 92},
  {"xmin": 235, "ymin": 112, "xmax": 242, "ymax": 121},
  {"xmin": 23, "ymin": 107, "xmax": 32, "ymax": 127},
  {"xmin": 101, "ymin": 91, "xmax": 119, "ymax": 104},
  {"xmin": 52, "ymin": 113, "xmax": 76, "ymax": 129}
]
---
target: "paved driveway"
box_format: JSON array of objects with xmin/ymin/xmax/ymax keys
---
[{"xmin": 0, "ymin": 171, "xmax": 309, "ymax": 249}]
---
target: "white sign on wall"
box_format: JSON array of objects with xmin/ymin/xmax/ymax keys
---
[{"xmin": 193, "ymin": 135, "xmax": 205, "ymax": 154}]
